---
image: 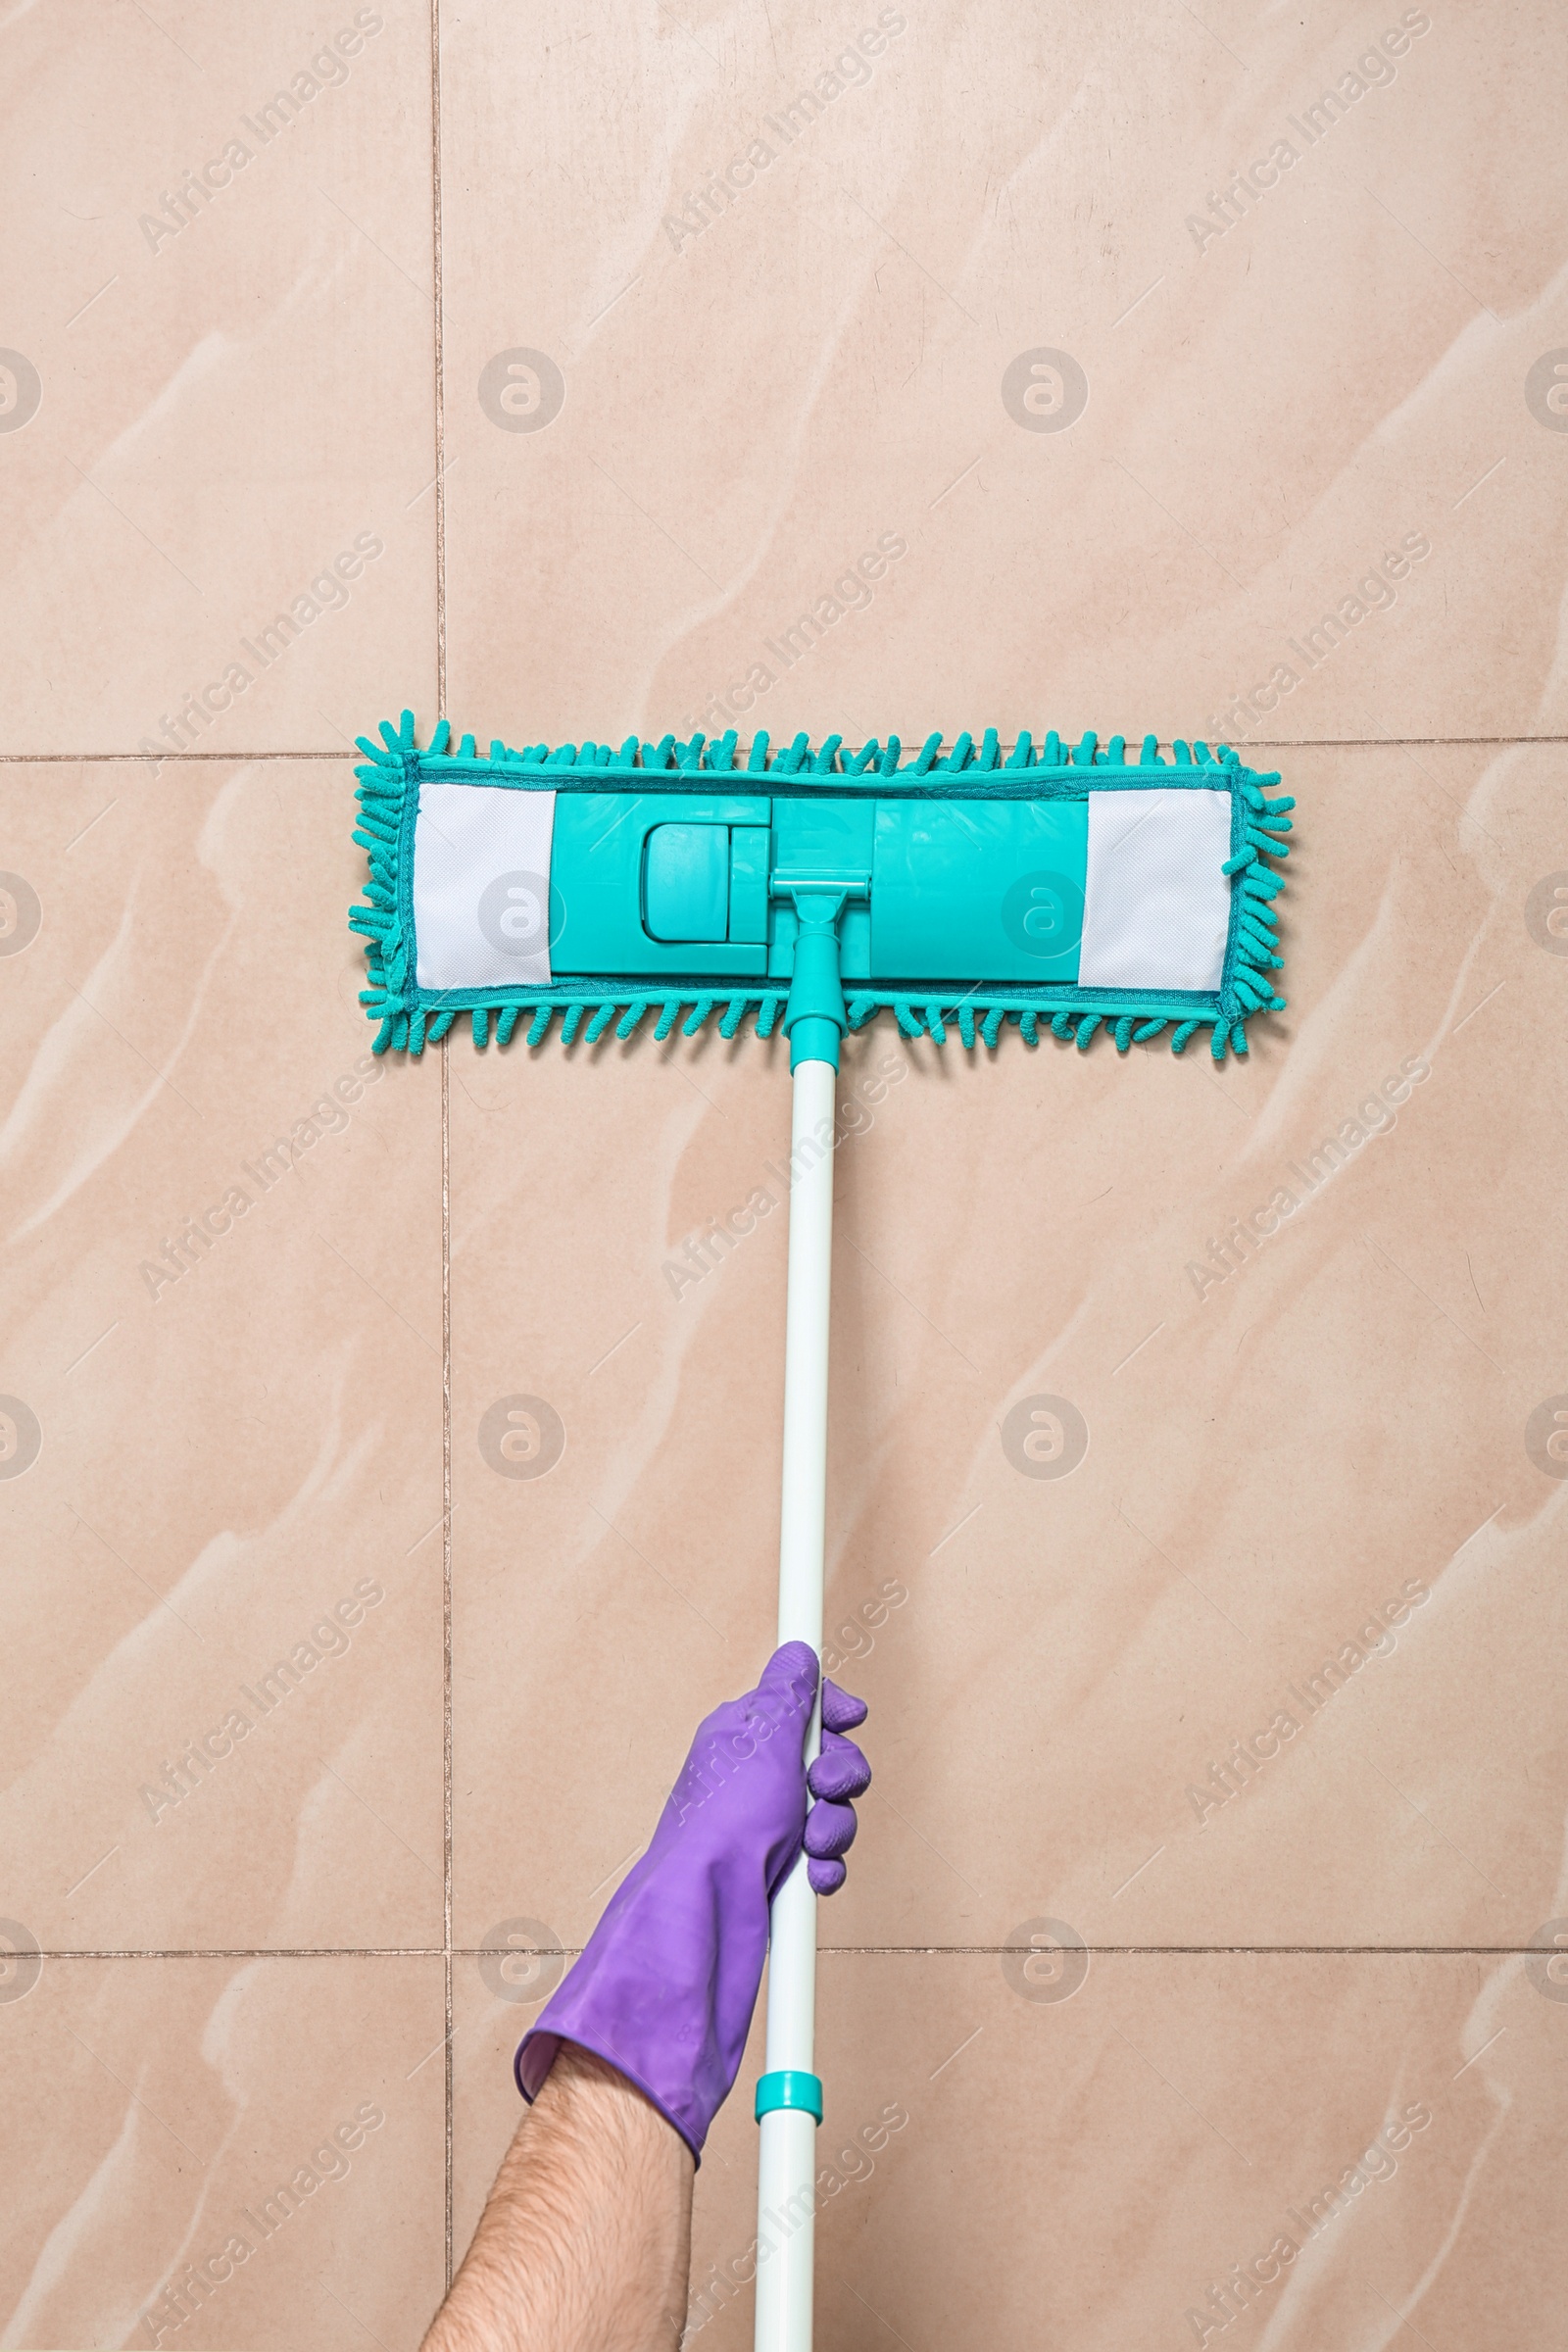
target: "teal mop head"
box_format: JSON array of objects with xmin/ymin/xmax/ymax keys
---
[{"xmin": 351, "ymin": 713, "xmax": 1291, "ymax": 1067}]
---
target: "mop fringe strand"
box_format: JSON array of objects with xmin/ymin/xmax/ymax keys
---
[{"xmin": 351, "ymin": 711, "xmax": 1291, "ymax": 1062}]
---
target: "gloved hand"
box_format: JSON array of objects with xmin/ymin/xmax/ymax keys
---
[
  {"xmin": 515, "ymin": 1642, "xmax": 870, "ymax": 2160},
  {"xmin": 802, "ymin": 1675, "xmax": 870, "ymax": 1894}
]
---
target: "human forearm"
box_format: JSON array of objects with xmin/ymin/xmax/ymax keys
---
[
  {"xmin": 421, "ymin": 2044, "xmax": 694, "ymax": 2352},
  {"xmin": 426, "ymin": 1648, "xmax": 871, "ymax": 2349}
]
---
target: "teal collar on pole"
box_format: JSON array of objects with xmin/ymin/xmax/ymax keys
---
[{"xmin": 755, "ymin": 2069, "xmax": 824, "ymax": 2124}]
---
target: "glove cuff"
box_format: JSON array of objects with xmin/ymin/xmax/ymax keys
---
[{"xmin": 514, "ymin": 2027, "xmax": 706, "ymax": 2167}]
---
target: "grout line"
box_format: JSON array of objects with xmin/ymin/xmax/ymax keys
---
[
  {"xmin": 822, "ymin": 1943, "xmax": 1551, "ymax": 1956},
  {"xmin": 0, "ymin": 752, "xmax": 363, "ymax": 763},
  {"xmin": 442, "ymin": 1029, "xmax": 455, "ymax": 2287},
  {"xmin": 430, "ymin": 0, "xmax": 452, "ymax": 2289},
  {"xmin": 22, "ymin": 1943, "xmax": 1551, "ymax": 1959},
  {"xmin": 432, "ymin": 0, "xmax": 448, "ymax": 724},
  {"xmin": 827, "ymin": 1944, "xmax": 1552, "ymax": 1956},
  {"xmin": 4, "ymin": 736, "xmax": 1568, "ymax": 766},
  {"xmin": 30, "ymin": 1948, "xmax": 458, "ymax": 1959}
]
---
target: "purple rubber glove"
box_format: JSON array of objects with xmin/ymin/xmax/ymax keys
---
[
  {"xmin": 803, "ymin": 1677, "xmax": 871, "ymax": 1894},
  {"xmin": 514, "ymin": 1642, "xmax": 870, "ymax": 2160}
]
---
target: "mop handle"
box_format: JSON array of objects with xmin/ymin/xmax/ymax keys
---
[{"xmin": 753, "ymin": 1053, "xmax": 836, "ymax": 2352}]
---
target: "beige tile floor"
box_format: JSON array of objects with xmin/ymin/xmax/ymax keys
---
[{"xmin": 3, "ymin": 2, "xmax": 1566, "ymax": 2345}]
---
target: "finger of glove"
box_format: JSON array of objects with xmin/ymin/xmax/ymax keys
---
[
  {"xmin": 822, "ymin": 1679, "xmax": 867, "ymax": 1734},
  {"xmin": 804, "ymin": 1796, "xmax": 858, "ymax": 1860},
  {"xmin": 808, "ymin": 1731, "xmax": 870, "ymax": 1802},
  {"xmin": 750, "ymin": 1641, "xmax": 819, "ymax": 1732},
  {"xmin": 808, "ymin": 1856, "xmax": 847, "ymax": 1895}
]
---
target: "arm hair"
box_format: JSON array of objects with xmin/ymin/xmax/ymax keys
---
[{"xmin": 420, "ymin": 2043, "xmax": 695, "ymax": 2352}]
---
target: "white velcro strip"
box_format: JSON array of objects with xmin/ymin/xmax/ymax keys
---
[
  {"xmin": 1077, "ymin": 788, "xmax": 1231, "ymax": 992},
  {"xmin": 414, "ymin": 783, "xmax": 556, "ymax": 990}
]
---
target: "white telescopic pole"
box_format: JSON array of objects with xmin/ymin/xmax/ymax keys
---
[{"xmin": 754, "ymin": 1052, "xmax": 836, "ymax": 2352}]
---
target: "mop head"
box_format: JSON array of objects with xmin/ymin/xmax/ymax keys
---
[{"xmin": 351, "ymin": 713, "xmax": 1291, "ymax": 1063}]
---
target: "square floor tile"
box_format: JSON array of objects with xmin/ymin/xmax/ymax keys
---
[
  {"xmin": 0, "ymin": 5, "xmax": 437, "ymax": 752},
  {"xmin": 0, "ymin": 763, "xmax": 444, "ymax": 1949},
  {"xmin": 438, "ymin": 1, "xmax": 1567, "ymax": 747},
  {"xmin": 0, "ymin": 1954, "xmax": 444, "ymax": 2350}
]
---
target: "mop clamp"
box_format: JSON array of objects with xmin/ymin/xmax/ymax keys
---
[
  {"xmin": 755, "ymin": 2070, "xmax": 824, "ymax": 2125},
  {"xmin": 778, "ymin": 876, "xmax": 866, "ymax": 1071}
]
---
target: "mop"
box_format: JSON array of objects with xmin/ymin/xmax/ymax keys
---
[{"xmin": 350, "ymin": 711, "xmax": 1292, "ymax": 2352}]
